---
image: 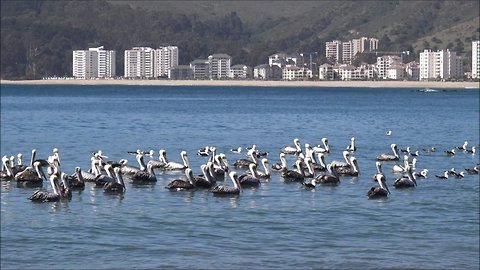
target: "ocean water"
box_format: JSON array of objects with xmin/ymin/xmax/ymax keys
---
[{"xmin": 1, "ymin": 84, "xmax": 479, "ymax": 270}]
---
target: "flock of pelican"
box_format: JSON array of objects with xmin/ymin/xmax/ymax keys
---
[{"xmin": 0, "ymin": 136, "xmax": 478, "ymax": 202}]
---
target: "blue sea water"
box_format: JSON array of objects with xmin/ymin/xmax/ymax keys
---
[{"xmin": 1, "ymin": 84, "xmax": 479, "ymax": 270}]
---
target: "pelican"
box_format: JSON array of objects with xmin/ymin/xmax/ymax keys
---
[
  {"xmin": 313, "ymin": 137, "xmax": 330, "ymax": 154},
  {"xmin": 393, "ymin": 164, "xmax": 416, "ymax": 188},
  {"xmin": 197, "ymin": 146, "xmax": 210, "ymax": 157},
  {"xmin": 465, "ymin": 166, "xmax": 479, "ymax": 174},
  {"xmin": 392, "ymin": 155, "xmax": 409, "ymax": 173},
  {"xmin": 400, "ymin": 146, "xmax": 411, "ymax": 154},
  {"xmin": 337, "ymin": 156, "xmax": 359, "ymax": 176},
  {"xmin": 372, "ymin": 161, "xmax": 385, "ymax": 181},
  {"xmin": 376, "ymin": 144, "xmax": 400, "ymax": 161},
  {"xmin": 281, "ymin": 160, "xmax": 305, "ymax": 182},
  {"xmin": 103, "ymin": 167, "xmax": 126, "ymax": 193},
  {"xmin": 422, "ymin": 147, "xmax": 436, "ymax": 153},
  {"xmin": 410, "ymin": 151, "xmax": 420, "ymax": 157},
  {"xmin": 454, "ymin": 171, "xmax": 465, "ymax": 178},
  {"xmin": 435, "ymin": 171, "xmax": 449, "ymax": 180},
  {"xmin": 444, "ymin": 149, "xmax": 455, "ymax": 156},
  {"xmin": 466, "ymin": 146, "xmax": 476, "ymax": 154},
  {"xmin": 238, "ymin": 164, "xmax": 261, "ymax": 187},
  {"xmin": 165, "ymin": 168, "xmax": 196, "ymax": 190},
  {"xmin": 302, "ymin": 157, "xmax": 315, "ymax": 178},
  {"xmin": 386, "ymin": 130, "xmax": 392, "ymax": 136},
  {"xmin": 147, "ymin": 150, "xmax": 167, "ymax": 170},
  {"xmin": 457, "ymin": 141, "xmax": 468, "ymax": 151},
  {"xmin": 281, "ymin": 138, "xmax": 302, "ymax": 155},
  {"xmin": 233, "ymin": 149, "xmax": 257, "ymax": 169},
  {"xmin": 230, "ymin": 147, "xmax": 242, "ymax": 153},
  {"xmin": 59, "ymin": 173, "xmax": 72, "ymax": 199},
  {"xmin": 247, "ymin": 158, "xmax": 270, "ymax": 180},
  {"xmin": 271, "ymin": 153, "xmax": 288, "ymax": 172},
  {"xmin": 29, "ymin": 175, "xmax": 62, "ymax": 202},
  {"xmin": 346, "ymin": 137, "xmax": 356, "ymax": 152},
  {"xmin": 302, "ymin": 179, "xmax": 317, "ymax": 189},
  {"xmin": 311, "ymin": 152, "xmax": 327, "ymax": 171},
  {"xmin": 131, "ymin": 163, "xmax": 157, "ymax": 182},
  {"xmin": 94, "ymin": 164, "xmax": 117, "ymax": 187},
  {"xmin": 315, "ymin": 164, "xmax": 340, "ymax": 185},
  {"xmin": 413, "ymin": 169, "xmax": 428, "ymax": 179},
  {"xmin": 68, "ymin": 167, "xmax": 86, "ymax": 190},
  {"xmin": 330, "ymin": 151, "xmax": 351, "ymax": 168},
  {"xmin": 367, "ymin": 174, "xmax": 390, "ymax": 199},
  {"xmin": 162, "ymin": 151, "xmax": 190, "ymax": 171},
  {"xmin": 14, "ymin": 160, "xmax": 47, "ymax": 183},
  {"xmin": 120, "ymin": 153, "xmax": 146, "ymax": 175},
  {"xmin": 212, "ymin": 171, "xmax": 241, "ymax": 195},
  {"xmin": 1, "ymin": 156, "xmax": 14, "ymax": 181},
  {"xmin": 193, "ymin": 164, "xmax": 214, "ymax": 188}
]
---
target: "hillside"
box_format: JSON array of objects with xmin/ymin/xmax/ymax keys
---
[{"xmin": 1, "ymin": 0, "xmax": 479, "ymax": 79}]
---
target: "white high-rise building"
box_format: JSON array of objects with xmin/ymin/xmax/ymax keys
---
[
  {"xmin": 342, "ymin": 41, "xmax": 353, "ymax": 64},
  {"xmin": 376, "ymin": 55, "xmax": 402, "ymax": 79},
  {"xmin": 208, "ymin": 54, "xmax": 231, "ymax": 79},
  {"xmin": 326, "ymin": 40, "xmax": 342, "ymax": 63},
  {"xmin": 419, "ymin": 49, "xmax": 463, "ymax": 81},
  {"xmin": 352, "ymin": 37, "xmax": 379, "ymax": 57},
  {"xmin": 124, "ymin": 47, "xmax": 155, "ymax": 78},
  {"xmin": 154, "ymin": 46, "xmax": 179, "ymax": 78},
  {"xmin": 472, "ymin": 41, "xmax": 480, "ymax": 79},
  {"xmin": 73, "ymin": 46, "xmax": 115, "ymax": 79}
]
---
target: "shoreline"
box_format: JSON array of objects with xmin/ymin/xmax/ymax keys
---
[{"xmin": 1, "ymin": 79, "xmax": 479, "ymax": 89}]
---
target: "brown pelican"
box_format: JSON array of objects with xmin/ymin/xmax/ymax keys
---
[
  {"xmin": 302, "ymin": 179, "xmax": 317, "ymax": 189},
  {"xmin": 1, "ymin": 156, "xmax": 14, "ymax": 181},
  {"xmin": 238, "ymin": 164, "xmax": 261, "ymax": 187},
  {"xmin": 248, "ymin": 158, "xmax": 271, "ymax": 180},
  {"xmin": 392, "ymin": 155, "xmax": 409, "ymax": 173},
  {"xmin": 212, "ymin": 171, "xmax": 241, "ymax": 195},
  {"xmin": 413, "ymin": 169, "xmax": 428, "ymax": 179},
  {"xmin": 376, "ymin": 144, "xmax": 400, "ymax": 161},
  {"xmin": 68, "ymin": 167, "xmax": 86, "ymax": 190},
  {"xmin": 29, "ymin": 175, "xmax": 62, "ymax": 202},
  {"xmin": 444, "ymin": 149, "xmax": 455, "ymax": 156},
  {"xmin": 281, "ymin": 138, "xmax": 302, "ymax": 155},
  {"xmin": 422, "ymin": 147, "xmax": 436, "ymax": 153},
  {"xmin": 131, "ymin": 163, "xmax": 157, "ymax": 182},
  {"xmin": 14, "ymin": 160, "xmax": 47, "ymax": 184},
  {"xmin": 281, "ymin": 160, "xmax": 305, "ymax": 182},
  {"xmin": 337, "ymin": 156, "xmax": 359, "ymax": 176},
  {"xmin": 346, "ymin": 137, "xmax": 356, "ymax": 152},
  {"xmin": 147, "ymin": 150, "xmax": 167, "ymax": 170},
  {"xmin": 465, "ymin": 165, "xmax": 479, "ymax": 174},
  {"xmin": 313, "ymin": 137, "xmax": 330, "ymax": 154},
  {"xmin": 457, "ymin": 141, "xmax": 468, "ymax": 151},
  {"xmin": 120, "ymin": 153, "xmax": 146, "ymax": 175},
  {"xmin": 302, "ymin": 157, "xmax": 315, "ymax": 178},
  {"xmin": 372, "ymin": 161, "xmax": 385, "ymax": 181},
  {"xmin": 393, "ymin": 164, "xmax": 417, "ymax": 188},
  {"xmin": 466, "ymin": 146, "xmax": 476, "ymax": 154},
  {"xmin": 233, "ymin": 149, "xmax": 257, "ymax": 169},
  {"xmin": 315, "ymin": 164, "xmax": 340, "ymax": 185},
  {"xmin": 59, "ymin": 173, "xmax": 72, "ymax": 199},
  {"xmin": 367, "ymin": 174, "xmax": 390, "ymax": 199},
  {"xmin": 162, "ymin": 151, "xmax": 190, "ymax": 171},
  {"xmin": 454, "ymin": 171, "xmax": 465, "ymax": 178},
  {"xmin": 271, "ymin": 153, "xmax": 288, "ymax": 172},
  {"xmin": 331, "ymin": 151, "xmax": 351, "ymax": 168},
  {"xmin": 193, "ymin": 164, "xmax": 214, "ymax": 188},
  {"xmin": 165, "ymin": 168, "xmax": 195, "ymax": 190},
  {"xmin": 197, "ymin": 146, "xmax": 210, "ymax": 157},
  {"xmin": 435, "ymin": 171, "xmax": 449, "ymax": 180},
  {"xmin": 103, "ymin": 167, "xmax": 126, "ymax": 193},
  {"xmin": 94, "ymin": 164, "xmax": 117, "ymax": 187}
]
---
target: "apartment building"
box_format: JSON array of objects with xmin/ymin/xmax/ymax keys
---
[
  {"xmin": 319, "ymin": 64, "xmax": 335, "ymax": 80},
  {"xmin": 72, "ymin": 46, "xmax": 115, "ymax": 79},
  {"xmin": 405, "ymin": 61, "xmax": 420, "ymax": 81},
  {"xmin": 208, "ymin": 54, "xmax": 232, "ymax": 79},
  {"xmin": 282, "ymin": 65, "xmax": 312, "ymax": 80},
  {"xmin": 325, "ymin": 40, "xmax": 342, "ymax": 63},
  {"xmin": 419, "ymin": 49, "xmax": 463, "ymax": 81},
  {"xmin": 351, "ymin": 37, "xmax": 379, "ymax": 57},
  {"xmin": 376, "ymin": 55, "xmax": 402, "ymax": 79},
  {"xmin": 342, "ymin": 41, "xmax": 353, "ymax": 64},
  {"xmin": 253, "ymin": 64, "xmax": 282, "ymax": 80},
  {"xmin": 473, "ymin": 41, "xmax": 480, "ymax": 79},
  {"xmin": 190, "ymin": 59, "xmax": 209, "ymax": 79},
  {"xmin": 154, "ymin": 46, "xmax": 179, "ymax": 78},
  {"xmin": 230, "ymin": 64, "xmax": 252, "ymax": 79},
  {"xmin": 124, "ymin": 47, "xmax": 155, "ymax": 78},
  {"xmin": 168, "ymin": 65, "xmax": 193, "ymax": 80}
]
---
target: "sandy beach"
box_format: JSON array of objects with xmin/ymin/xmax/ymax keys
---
[{"xmin": 1, "ymin": 79, "xmax": 479, "ymax": 89}]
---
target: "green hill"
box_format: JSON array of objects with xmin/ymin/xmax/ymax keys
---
[{"xmin": 1, "ymin": 0, "xmax": 479, "ymax": 79}]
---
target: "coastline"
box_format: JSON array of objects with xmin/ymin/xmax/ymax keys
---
[{"xmin": 1, "ymin": 79, "xmax": 479, "ymax": 89}]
